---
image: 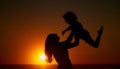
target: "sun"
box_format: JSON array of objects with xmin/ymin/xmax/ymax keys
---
[{"xmin": 39, "ymin": 54, "xmax": 47, "ymax": 61}]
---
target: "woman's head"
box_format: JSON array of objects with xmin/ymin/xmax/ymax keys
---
[
  {"xmin": 46, "ymin": 34, "xmax": 60, "ymax": 44},
  {"xmin": 63, "ymin": 11, "xmax": 77, "ymax": 24},
  {"xmin": 45, "ymin": 33, "xmax": 60, "ymax": 63}
]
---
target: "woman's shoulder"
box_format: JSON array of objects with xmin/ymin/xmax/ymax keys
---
[{"xmin": 58, "ymin": 41, "xmax": 68, "ymax": 48}]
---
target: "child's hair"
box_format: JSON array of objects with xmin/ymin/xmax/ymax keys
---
[
  {"xmin": 45, "ymin": 34, "xmax": 60, "ymax": 61},
  {"xmin": 63, "ymin": 11, "xmax": 77, "ymax": 21}
]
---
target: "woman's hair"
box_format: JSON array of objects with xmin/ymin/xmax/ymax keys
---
[
  {"xmin": 45, "ymin": 33, "xmax": 60, "ymax": 62},
  {"xmin": 63, "ymin": 11, "xmax": 77, "ymax": 21}
]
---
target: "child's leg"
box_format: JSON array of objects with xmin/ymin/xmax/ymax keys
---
[
  {"xmin": 82, "ymin": 26, "xmax": 103, "ymax": 48},
  {"xmin": 82, "ymin": 33, "xmax": 96, "ymax": 47},
  {"xmin": 74, "ymin": 35, "xmax": 79, "ymax": 46},
  {"xmin": 95, "ymin": 25, "xmax": 103, "ymax": 47}
]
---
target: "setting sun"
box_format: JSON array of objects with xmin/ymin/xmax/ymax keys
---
[
  {"xmin": 40, "ymin": 54, "xmax": 47, "ymax": 61},
  {"xmin": 31, "ymin": 49, "xmax": 48, "ymax": 65},
  {"xmin": 30, "ymin": 47, "xmax": 57, "ymax": 64}
]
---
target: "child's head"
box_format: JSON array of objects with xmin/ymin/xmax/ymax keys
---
[{"xmin": 63, "ymin": 11, "xmax": 77, "ymax": 24}]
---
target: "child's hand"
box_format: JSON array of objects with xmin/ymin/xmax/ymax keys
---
[{"xmin": 62, "ymin": 31, "xmax": 65, "ymax": 35}]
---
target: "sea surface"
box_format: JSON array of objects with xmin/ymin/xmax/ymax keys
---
[{"xmin": 0, "ymin": 64, "xmax": 120, "ymax": 69}]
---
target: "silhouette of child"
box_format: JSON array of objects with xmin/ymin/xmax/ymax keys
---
[
  {"xmin": 45, "ymin": 33, "xmax": 77, "ymax": 69},
  {"xmin": 62, "ymin": 11, "xmax": 103, "ymax": 48}
]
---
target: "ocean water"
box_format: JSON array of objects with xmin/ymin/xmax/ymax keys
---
[{"xmin": 0, "ymin": 64, "xmax": 120, "ymax": 69}]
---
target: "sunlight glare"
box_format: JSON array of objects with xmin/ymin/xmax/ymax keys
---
[{"xmin": 40, "ymin": 54, "xmax": 47, "ymax": 61}]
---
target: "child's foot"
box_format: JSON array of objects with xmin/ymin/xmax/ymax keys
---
[{"xmin": 98, "ymin": 25, "xmax": 103, "ymax": 35}]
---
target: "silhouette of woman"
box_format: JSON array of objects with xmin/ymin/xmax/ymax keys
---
[
  {"xmin": 45, "ymin": 32, "xmax": 78, "ymax": 69},
  {"xmin": 62, "ymin": 11, "xmax": 103, "ymax": 48}
]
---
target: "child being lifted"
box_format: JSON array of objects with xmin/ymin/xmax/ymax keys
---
[{"xmin": 62, "ymin": 11, "xmax": 103, "ymax": 48}]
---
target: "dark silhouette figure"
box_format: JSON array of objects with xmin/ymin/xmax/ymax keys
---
[
  {"xmin": 62, "ymin": 11, "xmax": 103, "ymax": 48},
  {"xmin": 45, "ymin": 33, "xmax": 77, "ymax": 69}
]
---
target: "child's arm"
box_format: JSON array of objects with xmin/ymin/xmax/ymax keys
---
[
  {"xmin": 62, "ymin": 26, "xmax": 71, "ymax": 35},
  {"xmin": 61, "ymin": 31, "xmax": 79, "ymax": 49},
  {"xmin": 65, "ymin": 32, "xmax": 79, "ymax": 49}
]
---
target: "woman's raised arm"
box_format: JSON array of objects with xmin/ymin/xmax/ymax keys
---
[{"xmin": 60, "ymin": 31, "xmax": 79, "ymax": 49}]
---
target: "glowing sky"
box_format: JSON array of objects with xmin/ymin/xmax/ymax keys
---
[{"xmin": 0, "ymin": 0, "xmax": 120, "ymax": 64}]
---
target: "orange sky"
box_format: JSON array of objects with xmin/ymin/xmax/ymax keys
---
[{"xmin": 0, "ymin": 0, "xmax": 120, "ymax": 64}]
